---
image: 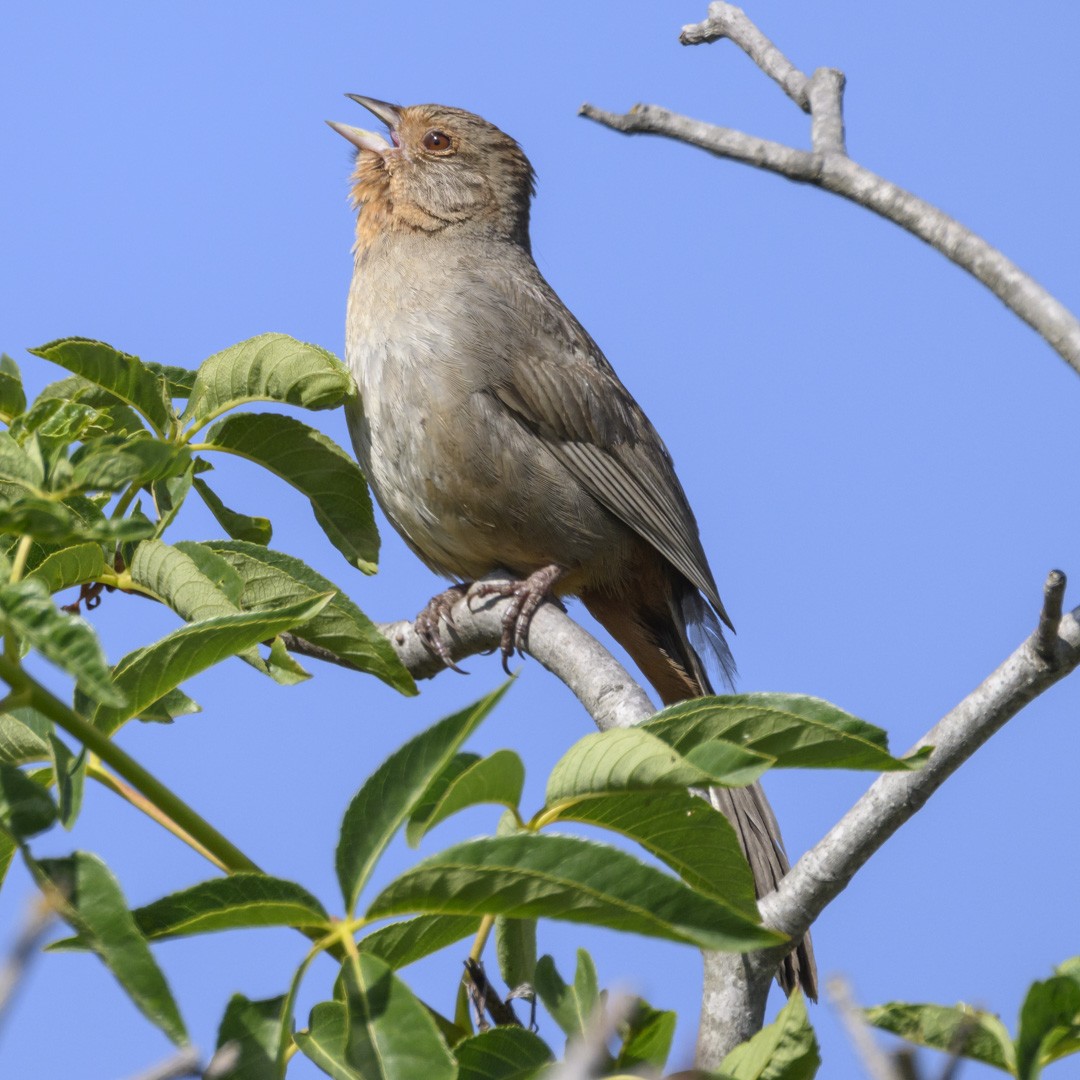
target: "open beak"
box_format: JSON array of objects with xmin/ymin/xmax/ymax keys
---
[{"xmin": 326, "ymin": 94, "xmax": 403, "ymax": 155}]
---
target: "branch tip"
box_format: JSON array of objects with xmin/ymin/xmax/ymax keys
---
[{"xmin": 1035, "ymin": 569, "xmax": 1067, "ymax": 663}]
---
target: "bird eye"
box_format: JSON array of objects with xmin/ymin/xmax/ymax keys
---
[{"xmin": 422, "ymin": 130, "xmax": 453, "ymax": 152}]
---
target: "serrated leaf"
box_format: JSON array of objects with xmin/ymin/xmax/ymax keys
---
[
  {"xmin": 30, "ymin": 375, "xmax": 146, "ymax": 438},
  {"xmin": 69, "ymin": 435, "xmax": 189, "ymax": 493},
  {"xmin": 0, "ymin": 829, "xmax": 15, "ymax": 893},
  {"xmin": 0, "ymin": 577, "xmax": 124, "ymax": 706},
  {"xmin": 0, "ymin": 430, "xmax": 44, "ymax": 491},
  {"xmin": 644, "ymin": 693, "xmax": 929, "ymax": 771},
  {"xmin": 616, "ymin": 1000, "xmax": 677, "ymax": 1072},
  {"xmin": 25, "ymin": 543, "xmax": 107, "ymax": 594},
  {"xmin": 48, "ymin": 734, "xmax": 85, "ymax": 829},
  {"xmin": 92, "ymin": 593, "xmax": 334, "ymax": 736},
  {"xmin": 367, "ymin": 833, "xmax": 783, "ymax": 953},
  {"xmin": 720, "ymin": 991, "xmax": 820, "ymax": 1079},
  {"xmin": 151, "ymin": 465, "xmax": 194, "ymax": 536},
  {"xmin": 545, "ymin": 727, "xmax": 772, "ymax": 808},
  {"xmin": 28, "ymin": 338, "xmax": 172, "ymax": 434},
  {"xmin": 143, "ymin": 361, "xmax": 197, "ymax": 400},
  {"xmin": 336, "ymin": 682, "xmax": 511, "ymax": 914},
  {"xmin": 407, "ymin": 749, "xmax": 524, "ymax": 846},
  {"xmin": 215, "ymin": 993, "xmax": 286, "ymax": 1080},
  {"xmin": 182, "ymin": 333, "xmax": 353, "ymax": 430},
  {"xmin": 0, "ymin": 707, "xmax": 52, "ymax": 765},
  {"xmin": 202, "ymin": 541, "xmax": 413, "ymax": 694},
  {"xmin": 864, "ymin": 1002, "xmax": 1015, "ymax": 1072},
  {"xmin": 0, "ymin": 762, "xmax": 58, "ymax": 837},
  {"xmin": 32, "ymin": 851, "xmax": 188, "ymax": 1044},
  {"xmin": 547, "ymin": 789, "xmax": 758, "ymax": 917},
  {"xmin": 0, "ymin": 354, "xmax": 26, "ymax": 420},
  {"xmin": 126, "ymin": 874, "xmax": 331, "ymax": 940},
  {"xmin": 198, "ymin": 412, "xmax": 377, "ymax": 572},
  {"xmin": 339, "ymin": 953, "xmax": 456, "ymax": 1080},
  {"xmin": 454, "ymin": 1028, "xmax": 554, "ymax": 1080},
  {"xmin": 359, "ymin": 914, "xmax": 481, "ymax": 969},
  {"xmin": 129, "ymin": 539, "xmax": 240, "ymax": 623},
  {"xmin": 173, "ymin": 540, "xmax": 244, "ymax": 603},
  {"xmin": 192, "ymin": 477, "xmax": 272, "ymax": 545},
  {"xmin": 0, "ymin": 495, "xmax": 155, "ymax": 547}
]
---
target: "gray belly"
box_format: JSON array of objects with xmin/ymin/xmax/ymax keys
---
[{"xmin": 344, "ymin": 347, "xmax": 629, "ymax": 587}]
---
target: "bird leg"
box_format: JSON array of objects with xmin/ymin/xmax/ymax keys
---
[
  {"xmin": 469, "ymin": 565, "xmax": 567, "ymax": 672},
  {"xmin": 415, "ymin": 583, "xmax": 471, "ymax": 673}
]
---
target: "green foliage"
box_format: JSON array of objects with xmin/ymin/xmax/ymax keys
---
[
  {"xmin": 867, "ymin": 957, "xmax": 1080, "ymax": 1078},
  {"xmin": 0, "ymin": 334, "xmax": 946, "ymax": 1079},
  {"xmin": 719, "ymin": 991, "xmax": 820, "ymax": 1079}
]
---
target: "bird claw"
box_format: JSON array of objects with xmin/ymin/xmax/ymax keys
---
[
  {"xmin": 415, "ymin": 584, "xmax": 470, "ymax": 673},
  {"xmin": 468, "ymin": 565, "xmax": 566, "ymax": 671}
]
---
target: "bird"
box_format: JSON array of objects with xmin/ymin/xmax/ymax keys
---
[{"xmin": 329, "ymin": 96, "xmax": 816, "ymax": 999}]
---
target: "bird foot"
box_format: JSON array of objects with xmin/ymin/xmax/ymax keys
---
[
  {"xmin": 415, "ymin": 583, "xmax": 471, "ymax": 673},
  {"xmin": 469, "ymin": 565, "xmax": 566, "ymax": 673}
]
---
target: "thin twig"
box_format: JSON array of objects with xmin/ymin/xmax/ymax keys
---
[
  {"xmin": 0, "ymin": 893, "xmax": 56, "ymax": 1035},
  {"xmin": 581, "ymin": 3, "xmax": 1080, "ymax": 376},
  {"xmin": 124, "ymin": 1044, "xmax": 201, "ymax": 1080},
  {"xmin": 1034, "ymin": 569, "xmax": 1066, "ymax": 663},
  {"xmin": 827, "ymin": 976, "xmax": 904, "ymax": 1080}
]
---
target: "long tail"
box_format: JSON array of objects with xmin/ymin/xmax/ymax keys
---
[{"xmin": 581, "ymin": 574, "xmax": 818, "ymax": 1001}]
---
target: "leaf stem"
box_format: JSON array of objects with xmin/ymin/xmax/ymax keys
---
[
  {"xmin": 8, "ymin": 536, "xmax": 33, "ymax": 585},
  {"xmin": 86, "ymin": 757, "xmax": 229, "ymax": 872},
  {"xmin": 469, "ymin": 914, "xmax": 496, "ymax": 963},
  {"xmin": 0, "ymin": 655, "xmax": 261, "ymax": 874}
]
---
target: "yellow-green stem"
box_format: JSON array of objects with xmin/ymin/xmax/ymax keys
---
[
  {"xmin": 469, "ymin": 914, "xmax": 496, "ymax": 963},
  {"xmin": 9, "ymin": 535, "xmax": 33, "ymax": 584},
  {"xmin": 0, "ymin": 655, "xmax": 261, "ymax": 874},
  {"xmin": 87, "ymin": 758, "xmax": 228, "ymax": 872}
]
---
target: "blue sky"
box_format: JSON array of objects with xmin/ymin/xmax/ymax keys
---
[{"xmin": 2, "ymin": 3, "xmax": 1079, "ymax": 1077}]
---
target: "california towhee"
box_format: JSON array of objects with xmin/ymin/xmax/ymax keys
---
[{"xmin": 329, "ymin": 97, "xmax": 815, "ymax": 998}]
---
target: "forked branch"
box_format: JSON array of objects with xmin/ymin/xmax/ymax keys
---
[{"xmin": 579, "ymin": 2, "xmax": 1080, "ymax": 377}]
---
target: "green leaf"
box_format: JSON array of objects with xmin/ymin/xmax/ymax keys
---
[
  {"xmin": 199, "ymin": 412, "xmax": 377, "ymax": 573},
  {"xmin": 534, "ymin": 952, "xmax": 593, "ymax": 1041},
  {"xmin": 454, "ymin": 1028, "xmax": 554, "ymax": 1080},
  {"xmin": 48, "ymin": 734, "xmax": 85, "ymax": 829},
  {"xmin": 0, "ymin": 706, "xmax": 52, "ymax": 765},
  {"xmin": 173, "ymin": 540, "xmax": 244, "ymax": 603},
  {"xmin": 143, "ymin": 361, "xmax": 197, "ymax": 400},
  {"xmin": 0, "ymin": 762, "xmax": 58, "ymax": 837},
  {"xmin": 0, "ymin": 829, "xmax": 15, "ymax": 894},
  {"xmin": 202, "ymin": 541, "xmax": 413, "ymax": 694},
  {"xmin": 407, "ymin": 749, "xmax": 524, "ymax": 846},
  {"xmin": 296, "ymin": 1001, "xmax": 357, "ymax": 1079},
  {"xmin": 28, "ymin": 338, "xmax": 172, "ymax": 434},
  {"xmin": 367, "ymin": 833, "xmax": 783, "ymax": 953},
  {"xmin": 0, "ymin": 494, "xmax": 155, "ymax": 547},
  {"xmin": 136, "ymin": 687, "xmax": 201, "ymax": 723},
  {"xmin": 29, "ymin": 375, "xmax": 146, "ymax": 438},
  {"xmin": 128, "ymin": 538, "xmax": 240, "ymax": 622},
  {"xmin": 127, "ymin": 874, "xmax": 330, "ymax": 940},
  {"xmin": 1016, "ymin": 975, "xmax": 1080, "ymax": 1079},
  {"xmin": 0, "ymin": 354, "xmax": 26, "ymax": 420},
  {"xmin": 151, "ymin": 465, "xmax": 194, "ymax": 536},
  {"xmin": 0, "ymin": 577, "xmax": 124, "ymax": 707},
  {"xmin": 25, "ymin": 542, "xmax": 107, "ymax": 594},
  {"xmin": 340, "ymin": 953, "xmax": 457, "ymax": 1080},
  {"xmin": 215, "ymin": 993, "xmax": 286, "ymax": 1080},
  {"xmin": 546, "ymin": 728, "xmax": 772, "ymax": 808},
  {"xmin": 192, "ymin": 476, "xmax": 273, "ymax": 545},
  {"xmin": 0, "ymin": 430, "xmax": 44, "ymax": 491},
  {"xmin": 546, "ymin": 789, "xmax": 758, "ymax": 917},
  {"xmin": 495, "ymin": 916, "xmax": 536, "ymax": 995},
  {"xmin": 864, "ymin": 1002, "xmax": 1015, "ymax": 1072},
  {"xmin": 69, "ymin": 435, "xmax": 190, "ymax": 493},
  {"xmin": 92, "ymin": 592, "xmax": 334, "ymax": 735},
  {"xmin": 336, "ymin": 682, "xmax": 511, "ymax": 914},
  {"xmin": 182, "ymin": 333, "xmax": 353, "ymax": 431},
  {"xmin": 719, "ymin": 991, "xmax": 820, "ymax": 1080},
  {"xmin": 616, "ymin": 1000, "xmax": 677, "ymax": 1071},
  {"xmin": 359, "ymin": 914, "xmax": 481, "ymax": 969},
  {"xmin": 32, "ymin": 851, "xmax": 188, "ymax": 1044},
  {"xmin": 644, "ymin": 693, "xmax": 930, "ymax": 771}
]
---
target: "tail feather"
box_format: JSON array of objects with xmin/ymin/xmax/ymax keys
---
[{"xmin": 581, "ymin": 572, "xmax": 818, "ymax": 1001}]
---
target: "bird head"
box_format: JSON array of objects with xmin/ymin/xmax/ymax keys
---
[{"xmin": 328, "ymin": 96, "xmax": 536, "ymax": 250}]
